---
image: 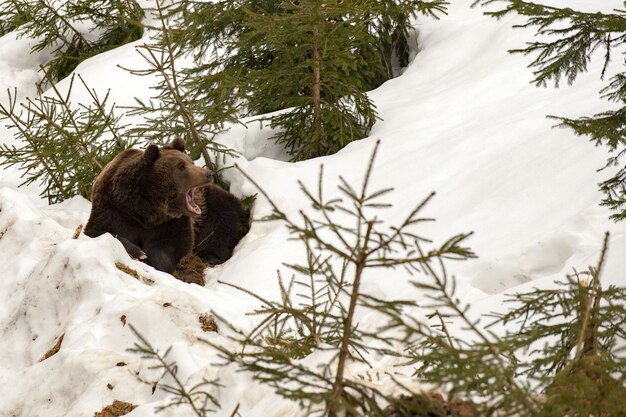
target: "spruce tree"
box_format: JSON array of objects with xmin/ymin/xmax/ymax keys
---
[
  {"xmin": 169, "ymin": 0, "xmax": 448, "ymax": 160},
  {"xmin": 239, "ymin": 0, "xmax": 379, "ymax": 160},
  {"xmin": 474, "ymin": 0, "xmax": 626, "ymax": 220},
  {"xmin": 0, "ymin": 0, "xmax": 240, "ymax": 201},
  {"xmin": 407, "ymin": 233, "xmax": 626, "ymax": 417},
  {"xmin": 204, "ymin": 142, "xmax": 476, "ymax": 417}
]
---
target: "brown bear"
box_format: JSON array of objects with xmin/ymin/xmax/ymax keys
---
[
  {"xmin": 193, "ymin": 184, "xmax": 250, "ymax": 265},
  {"xmin": 84, "ymin": 138, "xmax": 213, "ymax": 273}
]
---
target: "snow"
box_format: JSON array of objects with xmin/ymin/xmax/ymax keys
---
[{"xmin": 1, "ymin": 1, "xmax": 625, "ymax": 416}]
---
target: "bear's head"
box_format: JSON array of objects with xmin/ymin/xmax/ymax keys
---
[{"xmin": 139, "ymin": 138, "xmax": 213, "ymax": 222}]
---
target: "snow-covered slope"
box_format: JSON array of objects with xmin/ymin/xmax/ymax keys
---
[{"xmin": 1, "ymin": 1, "xmax": 625, "ymax": 416}]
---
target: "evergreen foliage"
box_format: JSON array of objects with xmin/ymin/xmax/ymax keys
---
[
  {"xmin": 205, "ymin": 174, "xmax": 626, "ymax": 416},
  {"xmin": 408, "ymin": 232, "xmax": 626, "ymax": 417},
  {"xmin": 0, "ymin": 0, "xmax": 144, "ymax": 86},
  {"xmin": 240, "ymin": 0, "xmax": 379, "ymax": 160},
  {"xmin": 204, "ymin": 142, "xmax": 476, "ymax": 417},
  {"xmin": 0, "ymin": 0, "xmax": 28, "ymax": 36},
  {"xmin": 474, "ymin": 0, "xmax": 626, "ymax": 220},
  {"xmin": 169, "ymin": 0, "xmax": 448, "ymax": 160},
  {"xmin": 0, "ymin": 73, "xmax": 134, "ymax": 203}
]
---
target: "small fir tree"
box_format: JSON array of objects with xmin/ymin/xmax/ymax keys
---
[
  {"xmin": 204, "ymin": 141, "xmax": 475, "ymax": 416},
  {"xmin": 473, "ymin": 0, "xmax": 626, "ymax": 220},
  {"xmin": 358, "ymin": 0, "xmax": 449, "ymax": 88},
  {"xmin": 238, "ymin": 0, "xmax": 380, "ymax": 160},
  {"xmin": 406, "ymin": 232, "xmax": 626, "ymax": 417},
  {"xmin": 168, "ymin": 0, "xmax": 448, "ymax": 160},
  {"xmin": 192, "ymin": 141, "xmax": 626, "ymax": 417}
]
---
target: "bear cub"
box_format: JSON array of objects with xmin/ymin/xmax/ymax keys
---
[
  {"xmin": 193, "ymin": 184, "xmax": 250, "ymax": 265},
  {"xmin": 85, "ymin": 138, "xmax": 248, "ymax": 274}
]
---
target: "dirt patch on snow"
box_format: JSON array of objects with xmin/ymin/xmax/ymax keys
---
[
  {"xmin": 199, "ymin": 313, "xmax": 218, "ymax": 333},
  {"xmin": 115, "ymin": 263, "xmax": 140, "ymax": 279},
  {"xmin": 93, "ymin": 400, "xmax": 136, "ymax": 417},
  {"xmin": 174, "ymin": 253, "xmax": 208, "ymax": 286},
  {"xmin": 115, "ymin": 253, "xmax": 207, "ymax": 285},
  {"xmin": 39, "ymin": 333, "xmax": 64, "ymax": 362}
]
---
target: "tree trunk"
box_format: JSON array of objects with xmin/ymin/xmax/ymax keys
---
[
  {"xmin": 329, "ymin": 221, "xmax": 374, "ymax": 417},
  {"xmin": 311, "ymin": 0, "xmax": 322, "ymax": 157}
]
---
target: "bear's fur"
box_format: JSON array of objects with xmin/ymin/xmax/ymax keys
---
[
  {"xmin": 193, "ymin": 185, "xmax": 250, "ymax": 265},
  {"xmin": 84, "ymin": 138, "xmax": 213, "ymax": 273}
]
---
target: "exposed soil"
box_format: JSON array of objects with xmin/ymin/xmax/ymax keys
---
[
  {"xmin": 39, "ymin": 333, "xmax": 64, "ymax": 362},
  {"xmin": 115, "ymin": 263, "xmax": 139, "ymax": 279},
  {"xmin": 173, "ymin": 253, "xmax": 209, "ymax": 286},
  {"xmin": 116, "ymin": 253, "xmax": 208, "ymax": 285},
  {"xmin": 93, "ymin": 400, "xmax": 136, "ymax": 417},
  {"xmin": 199, "ymin": 313, "xmax": 218, "ymax": 333}
]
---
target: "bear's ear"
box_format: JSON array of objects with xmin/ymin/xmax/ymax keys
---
[
  {"xmin": 163, "ymin": 138, "xmax": 186, "ymax": 152},
  {"xmin": 144, "ymin": 144, "xmax": 160, "ymax": 165}
]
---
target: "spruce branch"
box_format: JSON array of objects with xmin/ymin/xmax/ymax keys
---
[
  {"xmin": 409, "ymin": 232, "xmax": 626, "ymax": 416},
  {"xmin": 36, "ymin": 70, "xmax": 104, "ymax": 171},
  {"xmin": 40, "ymin": 0, "xmax": 94, "ymax": 49},
  {"xmin": 147, "ymin": 0, "xmax": 212, "ymax": 170},
  {"xmin": 328, "ymin": 219, "xmax": 374, "ymax": 417},
  {"xmin": 128, "ymin": 325, "xmax": 221, "ymax": 416},
  {"xmin": 0, "ymin": 0, "xmax": 27, "ymax": 36},
  {"xmin": 475, "ymin": 0, "xmax": 626, "ymax": 87},
  {"xmin": 414, "ymin": 255, "xmax": 540, "ymax": 416},
  {"xmin": 0, "ymin": 87, "xmax": 69, "ymax": 200}
]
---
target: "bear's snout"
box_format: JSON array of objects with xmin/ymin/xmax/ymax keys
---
[{"xmin": 187, "ymin": 165, "xmax": 213, "ymax": 187}]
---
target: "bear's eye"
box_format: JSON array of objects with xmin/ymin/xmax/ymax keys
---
[{"xmin": 178, "ymin": 163, "xmax": 186, "ymax": 171}]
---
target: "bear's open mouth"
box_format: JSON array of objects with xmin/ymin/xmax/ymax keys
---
[{"xmin": 186, "ymin": 187, "xmax": 201, "ymax": 215}]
